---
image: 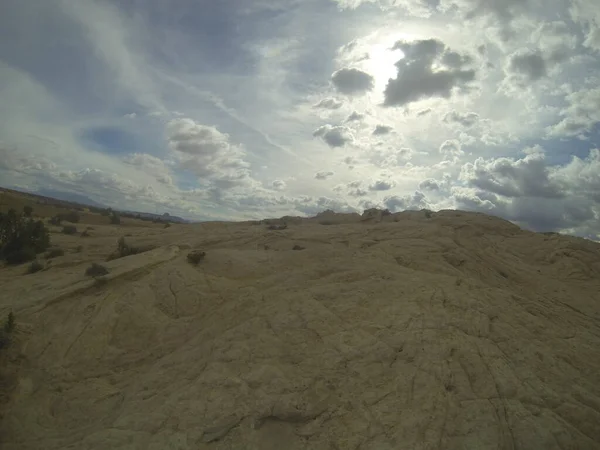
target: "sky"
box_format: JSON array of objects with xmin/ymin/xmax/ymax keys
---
[{"xmin": 0, "ymin": 0, "xmax": 599, "ymax": 238}]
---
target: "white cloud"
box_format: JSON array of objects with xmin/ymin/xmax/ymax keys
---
[
  {"xmin": 570, "ymin": 0, "xmax": 600, "ymax": 52},
  {"xmin": 345, "ymin": 111, "xmax": 365, "ymax": 122},
  {"xmin": 314, "ymin": 97, "xmax": 344, "ymax": 109},
  {"xmin": 443, "ymin": 111, "xmax": 480, "ymax": 127},
  {"xmin": 439, "ymin": 140, "xmax": 464, "ymax": 158},
  {"xmin": 123, "ymin": 153, "xmax": 173, "ymax": 185},
  {"xmin": 313, "ymin": 124, "xmax": 354, "ymax": 147},
  {"xmin": 546, "ymin": 87, "xmax": 600, "ymax": 138},
  {"xmin": 331, "ymin": 68, "xmax": 375, "ymax": 95},
  {"xmin": 383, "ymin": 39, "xmax": 477, "ymax": 107},
  {"xmin": 166, "ymin": 118, "xmax": 253, "ymax": 188},
  {"xmin": 272, "ymin": 179, "xmax": 287, "ymax": 190},
  {"xmin": 369, "ymin": 179, "xmax": 395, "ymax": 191},
  {"xmin": 373, "ymin": 125, "xmax": 393, "ymax": 135},
  {"xmin": 315, "ymin": 171, "xmax": 335, "ymax": 180}
]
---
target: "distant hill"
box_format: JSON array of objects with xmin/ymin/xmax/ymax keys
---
[
  {"xmin": 34, "ymin": 188, "xmax": 106, "ymax": 209},
  {"xmin": 0, "ymin": 185, "xmax": 189, "ymax": 223},
  {"xmin": 119, "ymin": 210, "xmax": 189, "ymax": 224}
]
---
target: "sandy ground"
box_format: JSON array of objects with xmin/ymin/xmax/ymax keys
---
[{"xmin": 1, "ymin": 209, "xmax": 600, "ymax": 449}]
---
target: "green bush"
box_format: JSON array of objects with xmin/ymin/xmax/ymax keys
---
[
  {"xmin": 46, "ymin": 248, "xmax": 65, "ymax": 258},
  {"xmin": 49, "ymin": 215, "xmax": 62, "ymax": 226},
  {"xmin": 85, "ymin": 263, "xmax": 109, "ymax": 277},
  {"xmin": 0, "ymin": 209, "xmax": 50, "ymax": 265},
  {"xmin": 4, "ymin": 312, "xmax": 15, "ymax": 333},
  {"xmin": 187, "ymin": 250, "xmax": 206, "ymax": 265},
  {"xmin": 23, "ymin": 205, "xmax": 33, "ymax": 217},
  {"xmin": 59, "ymin": 211, "xmax": 80, "ymax": 223},
  {"xmin": 28, "ymin": 260, "xmax": 44, "ymax": 274},
  {"xmin": 62, "ymin": 225, "xmax": 78, "ymax": 235},
  {"xmin": 0, "ymin": 312, "xmax": 15, "ymax": 349}
]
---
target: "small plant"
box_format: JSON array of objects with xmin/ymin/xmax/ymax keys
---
[
  {"xmin": 75, "ymin": 245, "xmax": 83, "ymax": 253},
  {"xmin": 106, "ymin": 237, "xmax": 148, "ymax": 261},
  {"xmin": 292, "ymin": 245, "xmax": 305, "ymax": 251},
  {"xmin": 423, "ymin": 209, "xmax": 433, "ymax": 219},
  {"xmin": 23, "ymin": 205, "xmax": 33, "ymax": 217},
  {"xmin": 187, "ymin": 250, "xmax": 206, "ymax": 265},
  {"xmin": 164, "ymin": 223, "xmax": 171, "ymax": 228},
  {"xmin": 80, "ymin": 230, "xmax": 90, "ymax": 237},
  {"xmin": 46, "ymin": 248, "xmax": 65, "ymax": 258},
  {"xmin": 85, "ymin": 263, "xmax": 109, "ymax": 277},
  {"xmin": 49, "ymin": 215, "xmax": 62, "ymax": 226},
  {"xmin": 1, "ymin": 209, "xmax": 51, "ymax": 265},
  {"xmin": 4, "ymin": 312, "xmax": 15, "ymax": 333},
  {"xmin": 28, "ymin": 260, "xmax": 44, "ymax": 274},
  {"xmin": 62, "ymin": 211, "xmax": 80, "ymax": 223},
  {"xmin": 110, "ymin": 213, "xmax": 121, "ymax": 225},
  {"xmin": 62, "ymin": 225, "xmax": 78, "ymax": 235}
]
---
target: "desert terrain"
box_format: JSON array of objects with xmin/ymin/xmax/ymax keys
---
[{"xmin": 1, "ymin": 193, "xmax": 600, "ymax": 449}]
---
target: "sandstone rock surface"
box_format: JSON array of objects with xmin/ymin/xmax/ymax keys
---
[{"xmin": 1, "ymin": 210, "xmax": 599, "ymax": 449}]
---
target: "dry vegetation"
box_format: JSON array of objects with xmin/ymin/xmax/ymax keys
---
[{"xmin": 1, "ymin": 188, "xmax": 600, "ymax": 450}]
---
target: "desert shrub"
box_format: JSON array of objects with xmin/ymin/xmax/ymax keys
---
[
  {"xmin": 48, "ymin": 215, "xmax": 62, "ymax": 226},
  {"xmin": 164, "ymin": 223, "xmax": 171, "ymax": 228},
  {"xmin": 100, "ymin": 208, "xmax": 112, "ymax": 216},
  {"xmin": 23, "ymin": 205, "xmax": 33, "ymax": 217},
  {"xmin": 0, "ymin": 209, "xmax": 50, "ymax": 265},
  {"xmin": 187, "ymin": 250, "xmax": 205, "ymax": 265},
  {"xmin": 4, "ymin": 312, "xmax": 15, "ymax": 333},
  {"xmin": 75, "ymin": 245, "xmax": 83, "ymax": 253},
  {"xmin": 58, "ymin": 211, "xmax": 80, "ymax": 223},
  {"xmin": 61, "ymin": 225, "xmax": 78, "ymax": 235},
  {"xmin": 80, "ymin": 230, "xmax": 90, "ymax": 237},
  {"xmin": 46, "ymin": 248, "xmax": 65, "ymax": 258},
  {"xmin": 106, "ymin": 237, "xmax": 149, "ymax": 261},
  {"xmin": 381, "ymin": 209, "xmax": 392, "ymax": 216},
  {"xmin": 28, "ymin": 260, "xmax": 44, "ymax": 274},
  {"xmin": 0, "ymin": 312, "xmax": 15, "ymax": 349},
  {"xmin": 110, "ymin": 213, "xmax": 121, "ymax": 225},
  {"xmin": 423, "ymin": 209, "xmax": 433, "ymax": 219},
  {"xmin": 85, "ymin": 263, "xmax": 109, "ymax": 277}
]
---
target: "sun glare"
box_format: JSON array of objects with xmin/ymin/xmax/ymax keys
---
[{"xmin": 361, "ymin": 33, "xmax": 417, "ymax": 91}]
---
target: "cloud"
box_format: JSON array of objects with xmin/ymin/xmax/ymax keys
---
[
  {"xmin": 124, "ymin": 113, "xmax": 137, "ymax": 119},
  {"xmin": 272, "ymin": 179, "xmax": 287, "ymax": 190},
  {"xmin": 439, "ymin": 140, "xmax": 464, "ymax": 158},
  {"xmin": 570, "ymin": 0, "xmax": 600, "ymax": 52},
  {"xmin": 314, "ymin": 97, "xmax": 344, "ymax": 109},
  {"xmin": 507, "ymin": 49, "xmax": 548, "ymax": 82},
  {"xmin": 460, "ymin": 151, "xmax": 565, "ymax": 199},
  {"xmin": 441, "ymin": 0, "xmax": 532, "ymax": 22},
  {"xmin": 313, "ymin": 124, "xmax": 354, "ymax": 147},
  {"xmin": 123, "ymin": 153, "xmax": 173, "ymax": 185},
  {"xmin": 384, "ymin": 191, "xmax": 430, "ymax": 212},
  {"xmin": 315, "ymin": 171, "xmax": 334, "ymax": 180},
  {"xmin": 372, "ymin": 125, "xmax": 393, "ymax": 135},
  {"xmin": 369, "ymin": 179, "xmax": 395, "ymax": 191},
  {"xmin": 419, "ymin": 178, "xmax": 441, "ymax": 191},
  {"xmin": 369, "ymin": 147, "xmax": 413, "ymax": 168},
  {"xmin": 343, "ymin": 180, "xmax": 369, "ymax": 197},
  {"xmin": 546, "ymin": 87, "xmax": 600, "ymax": 138},
  {"xmin": 331, "ymin": 68, "xmax": 375, "ymax": 95},
  {"xmin": 444, "ymin": 111, "xmax": 480, "ymax": 127},
  {"xmin": 383, "ymin": 39, "xmax": 476, "ymax": 107},
  {"xmin": 345, "ymin": 111, "xmax": 365, "ymax": 122},
  {"xmin": 166, "ymin": 118, "xmax": 253, "ymax": 188}
]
